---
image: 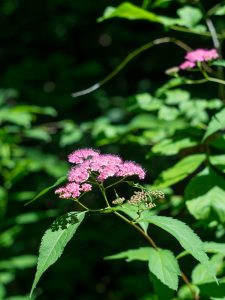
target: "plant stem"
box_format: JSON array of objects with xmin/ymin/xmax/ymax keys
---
[
  {"xmin": 72, "ymin": 37, "xmax": 192, "ymax": 97},
  {"xmin": 114, "ymin": 210, "xmax": 158, "ymax": 249},
  {"xmin": 181, "ymin": 272, "xmax": 200, "ymax": 300}
]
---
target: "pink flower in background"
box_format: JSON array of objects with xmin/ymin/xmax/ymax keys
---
[
  {"xmin": 179, "ymin": 60, "xmax": 195, "ymax": 70},
  {"xmin": 55, "ymin": 148, "xmax": 146, "ymax": 199},
  {"xmin": 178, "ymin": 48, "xmax": 219, "ymax": 71},
  {"xmin": 185, "ymin": 48, "xmax": 219, "ymax": 63}
]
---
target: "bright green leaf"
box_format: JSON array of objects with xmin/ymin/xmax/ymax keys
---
[
  {"xmin": 210, "ymin": 155, "xmax": 225, "ymax": 173},
  {"xmin": 192, "ymin": 254, "xmax": 224, "ymax": 285},
  {"xmin": 154, "ymin": 154, "xmax": 206, "ymax": 188},
  {"xmin": 212, "ymin": 60, "xmax": 225, "ymax": 67},
  {"xmin": 148, "ymin": 248, "xmax": 180, "ymax": 290},
  {"xmin": 204, "ymin": 242, "xmax": 225, "ymax": 255},
  {"xmin": 177, "ymin": 6, "xmax": 202, "ymax": 28},
  {"xmin": 98, "ymin": 2, "xmax": 180, "ymax": 26},
  {"xmin": 214, "ymin": 6, "xmax": 225, "ymax": 16},
  {"xmin": 186, "ymin": 187, "xmax": 225, "ymax": 222},
  {"xmin": 203, "ymin": 108, "xmax": 225, "ymax": 141},
  {"xmin": 150, "ymin": 273, "xmax": 174, "ymax": 300},
  {"xmin": 30, "ymin": 211, "xmax": 86, "ymax": 296},
  {"xmin": 150, "ymin": 138, "xmax": 196, "ymax": 156},
  {"xmin": 142, "ymin": 216, "xmax": 210, "ymax": 266},
  {"xmin": 105, "ymin": 247, "xmax": 151, "ymax": 262}
]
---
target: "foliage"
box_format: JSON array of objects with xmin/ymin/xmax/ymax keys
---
[{"xmin": 1, "ymin": 0, "xmax": 225, "ymax": 299}]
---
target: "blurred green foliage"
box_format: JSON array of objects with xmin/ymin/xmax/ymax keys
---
[{"xmin": 1, "ymin": 0, "xmax": 225, "ymax": 299}]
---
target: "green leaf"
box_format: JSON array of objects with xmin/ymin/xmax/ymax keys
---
[
  {"xmin": 203, "ymin": 108, "xmax": 225, "ymax": 141},
  {"xmin": 158, "ymin": 106, "xmax": 179, "ymax": 121},
  {"xmin": 150, "ymin": 273, "xmax": 174, "ymax": 300},
  {"xmin": 135, "ymin": 93, "xmax": 162, "ymax": 111},
  {"xmin": 212, "ymin": 60, "xmax": 225, "ymax": 67},
  {"xmin": 186, "ymin": 187, "xmax": 225, "ymax": 222},
  {"xmin": 30, "ymin": 211, "xmax": 86, "ymax": 296},
  {"xmin": 192, "ymin": 254, "xmax": 224, "ymax": 285},
  {"xmin": 204, "ymin": 242, "xmax": 225, "ymax": 255},
  {"xmin": 105, "ymin": 247, "xmax": 151, "ymax": 262},
  {"xmin": 98, "ymin": 2, "xmax": 180, "ymax": 26},
  {"xmin": 154, "ymin": 154, "xmax": 205, "ymax": 188},
  {"xmin": 25, "ymin": 175, "xmax": 67, "ymax": 206},
  {"xmin": 214, "ymin": 6, "xmax": 225, "ymax": 16},
  {"xmin": 148, "ymin": 248, "xmax": 180, "ymax": 290},
  {"xmin": 150, "ymin": 138, "xmax": 196, "ymax": 156},
  {"xmin": 177, "ymin": 6, "xmax": 202, "ymax": 28},
  {"xmin": 106, "ymin": 247, "xmax": 180, "ymax": 291},
  {"xmin": 142, "ymin": 216, "xmax": 210, "ymax": 266},
  {"xmin": 210, "ymin": 155, "xmax": 225, "ymax": 173},
  {"xmin": 185, "ymin": 167, "xmax": 225, "ymax": 200},
  {"xmin": 0, "ymin": 255, "xmax": 37, "ymax": 270},
  {"xmin": 198, "ymin": 278, "xmax": 225, "ymax": 298},
  {"xmin": 98, "ymin": 3, "xmax": 161, "ymax": 22}
]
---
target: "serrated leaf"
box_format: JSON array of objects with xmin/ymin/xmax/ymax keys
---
[
  {"xmin": 192, "ymin": 254, "xmax": 224, "ymax": 285},
  {"xmin": 142, "ymin": 216, "xmax": 210, "ymax": 266},
  {"xmin": 25, "ymin": 175, "xmax": 67, "ymax": 206},
  {"xmin": 203, "ymin": 108, "xmax": 225, "ymax": 141},
  {"xmin": 148, "ymin": 248, "xmax": 180, "ymax": 290},
  {"xmin": 30, "ymin": 211, "xmax": 86, "ymax": 296},
  {"xmin": 186, "ymin": 187, "xmax": 225, "ymax": 222},
  {"xmin": 150, "ymin": 273, "xmax": 174, "ymax": 300},
  {"xmin": 154, "ymin": 154, "xmax": 205, "ymax": 188},
  {"xmin": 105, "ymin": 247, "xmax": 151, "ymax": 262}
]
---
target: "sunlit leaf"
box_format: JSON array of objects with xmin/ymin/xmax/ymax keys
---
[
  {"xmin": 186, "ymin": 187, "xmax": 225, "ymax": 222},
  {"xmin": 154, "ymin": 154, "xmax": 206, "ymax": 188},
  {"xmin": 203, "ymin": 108, "xmax": 225, "ymax": 141},
  {"xmin": 30, "ymin": 212, "xmax": 86, "ymax": 296},
  {"xmin": 148, "ymin": 248, "xmax": 180, "ymax": 290}
]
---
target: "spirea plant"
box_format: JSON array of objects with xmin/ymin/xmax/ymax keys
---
[
  {"xmin": 31, "ymin": 148, "xmax": 217, "ymax": 299},
  {"xmin": 30, "ymin": 1, "xmax": 225, "ymax": 299}
]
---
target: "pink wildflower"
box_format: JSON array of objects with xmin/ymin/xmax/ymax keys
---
[
  {"xmin": 68, "ymin": 148, "xmax": 100, "ymax": 164},
  {"xmin": 185, "ymin": 48, "xmax": 219, "ymax": 63},
  {"xmin": 179, "ymin": 60, "xmax": 195, "ymax": 70},
  {"xmin": 55, "ymin": 148, "xmax": 146, "ymax": 200}
]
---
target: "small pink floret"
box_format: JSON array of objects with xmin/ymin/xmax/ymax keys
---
[
  {"xmin": 179, "ymin": 61, "xmax": 195, "ymax": 70},
  {"xmin": 116, "ymin": 161, "xmax": 146, "ymax": 180},
  {"xmin": 185, "ymin": 48, "xmax": 219, "ymax": 63},
  {"xmin": 55, "ymin": 182, "xmax": 81, "ymax": 199},
  {"xmin": 68, "ymin": 148, "xmax": 100, "ymax": 164}
]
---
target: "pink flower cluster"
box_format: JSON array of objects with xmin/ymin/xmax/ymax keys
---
[
  {"xmin": 55, "ymin": 148, "xmax": 146, "ymax": 199},
  {"xmin": 179, "ymin": 48, "xmax": 219, "ymax": 70}
]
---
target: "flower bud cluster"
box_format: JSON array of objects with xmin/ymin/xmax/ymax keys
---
[{"xmin": 55, "ymin": 148, "xmax": 146, "ymax": 199}]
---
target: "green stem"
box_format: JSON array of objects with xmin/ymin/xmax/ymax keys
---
[
  {"xmin": 114, "ymin": 210, "xmax": 158, "ymax": 249},
  {"xmin": 105, "ymin": 177, "xmax": 127, "ymax": 190},
  {"xmin": 71, "ymin": 37, "xmax": 192, "ymax": 97}
]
